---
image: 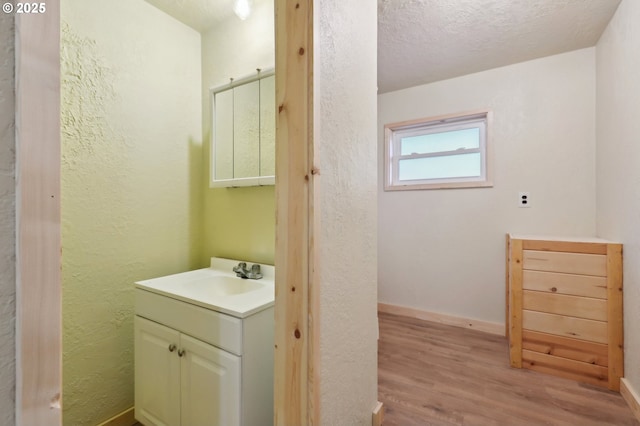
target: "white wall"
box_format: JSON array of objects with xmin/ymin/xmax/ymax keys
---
[
  {"xmin": 378, "ymin": 48, "xmax": 597, "ymax": 325},
  {"xmin": 316, "ymin": 1, "xmax": 379, "ymax": 424},
  {"xmin": 0, "ymin": 11, "xmax": 15, "ymax": 426},
  {"xmin": 596, "ymin": 0, "xmax": 640, "ymax": 400}
]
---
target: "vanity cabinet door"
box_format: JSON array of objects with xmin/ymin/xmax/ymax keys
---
[
  {"xmin": 180, "ymin": 334, "xmax": 242, "ymax": 426},
  {"xmin": 135, "ymin": 316, "xmax": 181, "ymax": 426}
]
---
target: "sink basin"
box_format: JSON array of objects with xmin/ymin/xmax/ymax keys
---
[
  {"xmin": 188, "ymin": 275, "xmax": 264, "ymax": 297},
  {"xmin": 135, "ymin": 257, "xmax": 275, "ymax": 318}
]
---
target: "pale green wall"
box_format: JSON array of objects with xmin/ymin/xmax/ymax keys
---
[
  {"xmin": 202, "ymin": 0, "xmax": 276, "ymax": 265},
  {"xmin": 61, "ymin": 1, "xmax": 203, "ymax": 424},
  {"xmin": 204, "ymin": 186, "xmax": 275, "ymax": 265}
]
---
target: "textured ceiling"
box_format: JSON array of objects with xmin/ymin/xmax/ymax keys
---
[
  {"xmin": 144, "ymin": 0, "xmax": 621, "ymax": 94},
  {"xmin": 378, "ymin": 0, "xmax": 621, "ymax": 93},
  {"xmin": 144, "ymin": 0, "xmax": 237, "ymax": 32}
]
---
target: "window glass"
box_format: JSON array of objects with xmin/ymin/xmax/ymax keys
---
[
  {"xmin": 398, "ymin": 153, "xmax": 481, "ymax": 181},
  {"xmin": 400, "ymin": 127, "xmax": 480, "ymax": 155}
]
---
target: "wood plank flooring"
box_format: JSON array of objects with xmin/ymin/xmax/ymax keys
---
[{"xmin": 378, "ymin": 312, "xmax": 639, "ymax": 426}]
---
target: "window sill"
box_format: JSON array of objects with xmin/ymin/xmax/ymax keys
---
[{"xmin": 384, "ymin": 180, "xmax": 493, "ymax": 191}]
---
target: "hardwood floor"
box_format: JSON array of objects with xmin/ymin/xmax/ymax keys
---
[{"xmin": 378, "ymin": 312, "xmax": 639, "ymax": 426}]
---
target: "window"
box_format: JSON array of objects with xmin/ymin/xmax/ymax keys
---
[{"xmin": 384, "ymin": 110, "xmax": 492, "ymax": 190}]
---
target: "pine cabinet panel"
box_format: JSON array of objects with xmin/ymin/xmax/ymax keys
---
[
  {"xmin": 522, "ymin": 310, "xmax": 608, "ymax": 344},
  {"xmin": 522, "ymin": 270, "xmax": 607, "ymax": 299},
  {"xmin": 507, "ymin": 235, "xmax": 623, "ymax": 391},
  {"xmin": 523, "ymin": 250, "xmax": 607, "ymax": 276},
  {"xmin": 522, "ymin": 291, "xmax": 607, "ymax": 321}
]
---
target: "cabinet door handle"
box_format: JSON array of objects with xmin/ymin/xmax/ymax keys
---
[
  {"xmin": 178, "ymin": 349, "xmax": 186, "ymax": 357},
  {"xmin": 168, "ymin": 344, "xmax": 177, "ymax": 352}
]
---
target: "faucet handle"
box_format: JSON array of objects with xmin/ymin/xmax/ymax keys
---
[
  {"xmin": 248, "ymin": 264, "xmax": 263, "ymax": 279},
  {"xmin": 233, "ymin": 262, "xmax": 249, "ymax": 277}
]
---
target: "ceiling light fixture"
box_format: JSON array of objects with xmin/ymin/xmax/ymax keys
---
[{"xmin": 233, "ymin": 0, "xmax": 252, "ymax": 20}]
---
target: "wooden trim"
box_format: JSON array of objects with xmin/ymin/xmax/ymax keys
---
[
  {"xmin": 307, "ymin": 5, "xmax": 320, "ymax": 422},
  {"xmin": 509, "ymin": 238, "xmax": 523, "ymax": 368},
  {"xmin": 97, "ymin": 407, "xmax": 136, "ymax": 426},
  {"xmin": 621, "ymin": 378, "xmax": 640, "ymax": 422},
  {"xmin": 274, "ymin": 0, "xmax": 317, "ymax": 425},
  {"xmin": 372, "ymin": 401, "xmax": 384, "ymax": 426},
  {"xmin": 505, "ymin": 234, "xmax": 510, "ymax": 338},
  {"xmin": 15, "ymin": 2, "xmax": 62, "ymax": 425},
  {"xmin": 377, "ymin": 303, "xmax": 503, "ymax": 336},
  {"xmin": 607, "ymin": 243, "xmax": 624, "ymax": 391}
]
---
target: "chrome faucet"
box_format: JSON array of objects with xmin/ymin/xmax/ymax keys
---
[{"xmin": 233, "ymin": 262, "xmax": 263, "ymax": 279}]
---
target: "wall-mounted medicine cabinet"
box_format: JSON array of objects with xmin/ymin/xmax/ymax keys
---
[{"xmin": 210, "ymin": 69, "xmax": 275, "ymax": 188}]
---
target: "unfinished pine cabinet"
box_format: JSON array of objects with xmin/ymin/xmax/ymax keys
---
[{"xmin": 507, "ymin": 234, "xmax": 623, "ymax": 391}]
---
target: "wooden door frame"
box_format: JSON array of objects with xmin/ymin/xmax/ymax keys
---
[
  {"xmin": 15, "ymin": 2, "xmax": 62, "ymax": 424},
  {"xmin": 15, "ymin": 0, "xmax": 317, "ymax": 424},
  {"xmin": 274, "ymin": 0, "xmax": 318, "ymax": 424}
]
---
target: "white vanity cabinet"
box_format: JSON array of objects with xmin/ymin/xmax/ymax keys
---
[
  {"xmin": 134, "ymin": 285, "xmax": 274, "ymax": 426},
  {"xmin": 180, "ymin": 332, "xmax": 242, "ymax": 426},
  {"xmin": 134, "ymin": 317, "xmax": 181, "ymax": 426},
  {"xmin": 135, "ymin": 316, "xmax": 242, "ymax": 426}
]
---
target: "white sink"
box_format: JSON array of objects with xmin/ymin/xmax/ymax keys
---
[
  {"xmin": 135, "ymin": 257, "xmax": 275, "ymax": 318},
  {"xmin": 187, "ymin": 275, "xmax": 265, "ymax": 297}
]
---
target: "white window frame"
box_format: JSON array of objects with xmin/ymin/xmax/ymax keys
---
[{"xmin": 384, "ymin": 109, "xmax": 493, "ymax": 191}]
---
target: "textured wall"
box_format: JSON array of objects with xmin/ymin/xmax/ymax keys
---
[
  {"xmin": 61, "ymin": 1, "xmax": 202, "ymax": 424},
  {"xmin": 201, "ymin": 0, "xmax": 275, "ymax": 265},
  {"xmin": 595, "ymin": 0, "xmax": 640, "ymax": 400},
  {"xmin": 378, "ymin": 48, "xmax": 597, "ymax": 325},
  {"xmin": 0, "ymin": 12, "xmax": 15, "ymax": 426},
  {"xmin": 315, "ymin": 0, "xmax": 379, "ymax": 424}
]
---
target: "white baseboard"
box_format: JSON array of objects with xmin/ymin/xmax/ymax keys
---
[
  {"xmin": 621, "ymin": 378, "xmax": 640, "ymax": 422},
  {"xmin": 97, "ymin": 407, "xmax": 136, "ymax": 426},
  {"xmin": 378, "ymin": 302, "xmax": 504, "ymax": 336}
]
